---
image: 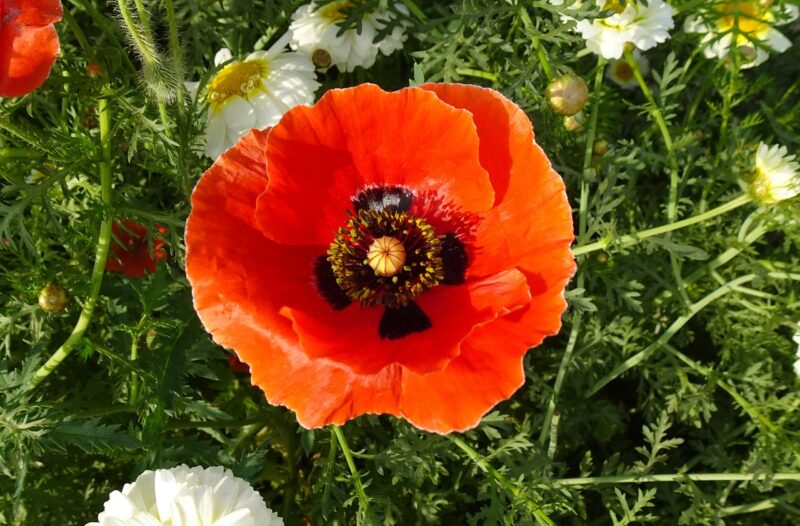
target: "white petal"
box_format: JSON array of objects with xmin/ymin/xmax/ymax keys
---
[
  {"xmin": 215, "ymin": 48, "xmax": 233, "ymax": 66},
  {"xmin": 764, "ymin": 28, "xmax": 792, "ymax": 53},
  {"xmin": 222, "ymin": 97, "xmax": 256, "ymax": 132}
]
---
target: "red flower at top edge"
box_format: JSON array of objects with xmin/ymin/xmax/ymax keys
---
[
  {"xmin": 186, "ymin": 83, "xmax": 576, "ymax": 434},
  {"xmin": 0, "ymin": 0, "xmax": 63, "ymax": 97},
  {"xmin": 106, "ymin": 219, "xmax": 168, "ymax": 279}
]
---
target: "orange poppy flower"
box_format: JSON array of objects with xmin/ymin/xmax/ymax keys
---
[
  {"xmin": 0, "ymin": 0, "xmax": 63, "ymax": 98},
  {"xmin": 186, "ymin": 83, "xmax": 575, "ymax": 433},
  {"xmin": 106, "ymin": 219, "xmax": 168, "ymax": 279}
]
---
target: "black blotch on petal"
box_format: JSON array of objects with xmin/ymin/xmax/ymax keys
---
[
  {"xmin": 313, "ymin": 256, "xmax": 351, "ymax": 310},
  {"xmin": 352, "ymin": 185, "xmax": 413, "ymax": 213},
  {"xmin": 441, "ymin": 233, "xmax": 468, "ymax": 284},
  {"xmin": 378, "ymin": 302, "xmax": 431, "ymax": 340}
]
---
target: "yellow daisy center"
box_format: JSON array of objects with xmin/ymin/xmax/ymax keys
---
[
  {"xmin": 207, "ymin": 59, "xmax": 267, "ymax": 106},
  {"xmin": 319, "ymin": 0, "xmax": 356, "ymax": 21},
  {"xmin": 716, "ymin": 2, "xmax": 770, "ymax": 35},
  {"xmin": 611, "ymin": 61, "xmax": 634, "ymax": 82}
]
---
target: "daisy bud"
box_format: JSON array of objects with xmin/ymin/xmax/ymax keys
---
[
  {"xmin": 593, "ymin": 139, "xmax": 609, "ymax": 156},
  {"xmin": 312, "ymin": 49, "xmax": 332, "ymax": 69},
  {"xmin": 546, "ymin": 74, "xmax": 589, "ymax": 116},
  {"xmin": 86, "ymin": 465, "xmax": 283, "ymax": 526},
  {"xmin": 86, "ymin": 62, "xmax": 102, "ymax": 79},
  {"xmin": 747, "ymin": 142, "xmax": 800, "ymax": 204},
  {"xmin": 38, "ymin": 283, "xmax": 68, "ymax": 313},
  {"xmin": 563, "ymin": 112, "xmax": 585, "ymax": 132}
]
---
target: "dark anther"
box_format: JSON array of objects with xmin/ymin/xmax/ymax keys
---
[
  {"xmin": 441, "ymin": 233, "xmax": 468, "ymax": 284},
  {"xmin": 378, "ymin": 302, "xmax": 431, "ymax": 340},
  {"xmin": 313, "ymin": 256, "xmax": 351, "ymax": 310},
  {"xmin": 352, "ymin": 185, "xmax": 413, "ymax": 213}
]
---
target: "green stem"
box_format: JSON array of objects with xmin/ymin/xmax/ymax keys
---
[
  {"xmin": 129, "ymin": 315, "xmax": 147, "ymax": 403},
  {"xmin": 518, "ymin": 7, "xmax": 555, "ymax": 80},
  {"xmin": 589, "ymin": 272, "xmax": 757, "ymax": 396},
  {"xmin": 400, "ymin": 0, "xmax": 427, "ymax": 22},
  {"xmin": 27, "ymin": 94, "xmax": 114, "ymax": 391},
  {"xmin": 62, "ymin": 9, "xmax": 93, "ymax": 58},
  {"xmin": 556, "ymin": 473, "xmax": 800, "ymax": 486},
  {"xmin": 332, "ymin": 426, "xmax": 374, "ymax": 524},
  {"xmin": 0, "ymin": 148, "xmax": 42, "ymax": 161},
  {"xmin": 625, "ymin": 49, "xmax": 689, "ymax": 303},
  {"xmin": 579, "ymin": 57, "xmax": 606, "ymax": 242},
  {"xmin": 449, "ymin": 436, "xmax": 555, "ymax": 526},
  {"xmin": 539, "ymin": 312, "xmax": 581, "ymax": 448},
  {"xmin": 572, "ymin": 194, "xmax": 752, "ymax": 256}
]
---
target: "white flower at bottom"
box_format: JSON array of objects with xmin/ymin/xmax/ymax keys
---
[
  {"xmin": 199, "ymin": 34, "xmax": 319, "ymax": 159},
  {"xmin": 685, "ymin": 2, "xmax": 799, "ymax": 69},
  {"xmin": 575, "ymin": 0, "xmax": 674, "ymax": 59},
  {"xmin": 86, "ymin": 465, "xmax": 282, "ymax": 526},
  {"xmin": 289, "ymin": 1, "xmax": 410, "ymax": 72},
  {"xmin": 748, "ymin": 142, "xmax": 800, "ymax": 204}
]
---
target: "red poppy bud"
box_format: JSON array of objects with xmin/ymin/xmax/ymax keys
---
[{"xmin": 86, "ymin": 62, "xmax": 102, "ymax": 79}]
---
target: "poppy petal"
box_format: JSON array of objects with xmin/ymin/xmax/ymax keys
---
[
  {"xmin": 12, "ymin": 0, "xmax": 63, "ymax": 26},
  {"xmin": 0, "ymin": 24, "xmax": 60, "ymax": 97},
  {"xmin": 281, "ymin": 268, "xmax": 531, "ymax": 376},
  {"xmin": 254, "ymin": 84, "xmax": 494, "ymax": 246},
  {"xmin": 187, "ymin": 128, "xmax": 378, "ymax": 426},
  {"xmin": 422, "ymin": 83, "xmax": 575, "ymax": 342},
  {"xmin": 398, "ymin": 317, "xmax": 530, "ymax": 433},
  {"xmin": 421, "ymin": 82, "xmax": 575, "ymax": 277}
]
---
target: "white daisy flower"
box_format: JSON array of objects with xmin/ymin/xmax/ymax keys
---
[
  {"xmin": 289, "ymin": 1, "xmax": 410, "ymax": 72},
  {"xmin": 86, "ymin": 464, "xmax": 283, "ymax": 526},
  {"xmin": 196, "ymin": 34, "xmax": 319, "ymax": 159},
  {"xmin": 575, "ymin": 0, "xmax": 674, "ymax": 59},
  {"xmin": 606, "ymin": 50, "xmax": 649, "ymax": 89},
  {"xmin": 748, "ymin": 142, "xmax": 800, "ymax": 204},
  {"xmin": 684, "ymin": 2, "xmax": 798, "ymax": 69}
]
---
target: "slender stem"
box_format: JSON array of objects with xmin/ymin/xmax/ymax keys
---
[
  {"xmin": 0, "ymin": 148, "xmax": 42, "ymax": 161},
  {"xmin": 129, "ymin": 315, "xmax": 147, "ymax": 403},
  {"xmin": 455, "ymin": 68, "xmax": 498, "ymax": 82},
  {"xmin": 399, "ymin": 0, "xmax": 427, "ymax": 22},
  {"xmin": 518, "ymin": 7, "xmax": 555, "ymax": 80},
  {"xmin": 539, "ymin": 313, "xmax": 581, "ymax": 447},
  {"xmin": 579, "ymin": 57, "xmax": 606, "ymax": 242},
  {"xmin": 572, "ymin": 194, "xmax": 752, "ymax": 256},
  {"xmin": 556, "ymin": 473, "xmax": 800, "ymax": 486},
  {"xmin": 539, "ymin": 57, "xmax": 605, "ymax": 457},
  {"xmin": 625, "ymin": 49, "xmax": 689, "ymax": 304},
  {"xmin": 589, "ymin": 272, "xmax": 757, "ymax": 396},
  {"xmin": 449, "ymin": 436, "xmax": 555, "ymax": 526},
  {"xmin": 115, "ymin": 0, "xmax": 154, "ymax": 66},
  {"xmin": 62, "ymin": 9, "xmax": 92, "ymax": 58},
  {"xmin": 27, "ymin": 94, "xmax": 114, "ymax": 391},
  {"xmin": 332, "ymin": 426, "xmax": 374, "ymax": 523}
]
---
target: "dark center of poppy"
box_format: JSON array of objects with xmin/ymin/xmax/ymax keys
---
[{"xmin": 313, "ymin": 185, "xmax": 469, "ymax": 340}]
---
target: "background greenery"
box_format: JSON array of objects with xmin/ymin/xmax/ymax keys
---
[{"xmin": 1, "ymin": 0, "xmax": 799, "ymax": 524}]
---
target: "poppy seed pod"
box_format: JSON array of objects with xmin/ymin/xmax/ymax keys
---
[
  {"xmin": 38, "ymin": 283, "xmax": 68, "ymax": 313},
  {"xmin": 546, "ymin": 74, "xmax": 589, "ymax": 116}
]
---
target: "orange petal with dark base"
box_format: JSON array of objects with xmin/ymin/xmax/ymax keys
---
[{"xmin": 255, "ymin": 84, "xmax": 494, "ymax": 246}]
